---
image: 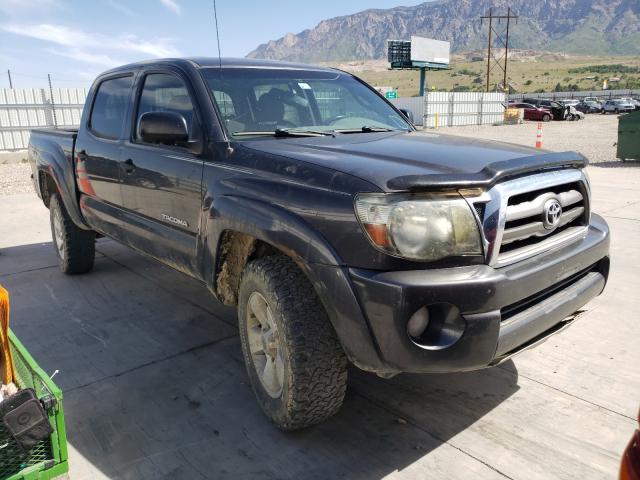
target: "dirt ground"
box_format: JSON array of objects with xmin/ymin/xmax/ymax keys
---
[
  {"xmin": 437, "ymin": 114, "xmax": 621, "ymax": 163},
  {"xmin": 0, "ymin": 163, "xmax": 33, "ymax": 196}
]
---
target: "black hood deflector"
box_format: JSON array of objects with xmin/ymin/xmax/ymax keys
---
[{"xmin": 387, "ymin": 151, "xmax": 588, "ymax": 191}]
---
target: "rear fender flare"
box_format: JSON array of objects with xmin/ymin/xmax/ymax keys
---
[{"xmin": 33, "ymin": 147, "xmax": 90, "ymax": 230}]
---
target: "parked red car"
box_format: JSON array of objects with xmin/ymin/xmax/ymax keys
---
[
  {"xmin": 620, "ymin": 409, "xmax": 640, "ymax": 480},
  {"xmin": 509, "ymin": 102, "xmax": 553, "ymax": 122}
]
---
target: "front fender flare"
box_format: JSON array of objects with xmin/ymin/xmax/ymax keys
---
[{"xmin": 202, "ymin": 195, "xmax": 388, "ymax": 373}]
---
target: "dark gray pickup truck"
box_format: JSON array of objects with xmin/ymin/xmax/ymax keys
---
[{"xmin": 28, "ymin": 58, "xmax": 610, "ymax": 430}]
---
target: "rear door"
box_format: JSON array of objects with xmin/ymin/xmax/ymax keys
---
[
  {"xmin": 118, "ymin": 69, "xmax": 205, "ymax": 276},
  {"xmin": 76, "ymin": 74, "xmax": 134, "ymax": 207}
]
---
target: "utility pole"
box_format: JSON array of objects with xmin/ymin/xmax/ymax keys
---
[
  {"xmin": 47, "ymin": 74, "xmax": 58, "ymax": 128},
  {"xmin": 485, "ymin": 8, "xmax": 492, "ymax": 93},
  {"xmin": 7, "ymin": 70, "xmax": 13, "ymax": 89},
  {"xmin": 503, "ymin": 7, "xmax": 512, "ymax": 90},
  {"xmin": 480, "ymin": 8, "xmax": 518, "ymax": 93}
]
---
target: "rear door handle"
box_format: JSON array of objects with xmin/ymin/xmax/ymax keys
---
[{"xmin": 123, "ymin": 158, "xmax": 136, "ymax": 174}]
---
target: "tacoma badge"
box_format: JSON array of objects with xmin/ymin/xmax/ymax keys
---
[{"xmin": 161, "ymin": 214, "xmax": 188, "ymax": 228}]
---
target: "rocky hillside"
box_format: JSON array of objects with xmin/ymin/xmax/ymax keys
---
[{"xmin": 247, "ymin": 0, "xmax": 640, "ymax": 62}]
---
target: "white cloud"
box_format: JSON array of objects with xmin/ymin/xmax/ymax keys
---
[
  {"xmin": 46, "ymin": 48, "xmax": 121, "ymax": 68},
  {"xmin": 0, "ymin": 0, "xmax": 61, "ymax": 15},
  {"xmin": 106, "ymin": 0, "xmax": 135, "ymax": 17},
  {"xmin": 159, "ymin": 0, "xmax": 181, "ymax": 15},
  {"xmin": 1, "ymin": 23, "xmax": 182, "ymax": 65},
  {"xmin": 2, "ymin": 24, "xmax": 91, "ymax": 48}
]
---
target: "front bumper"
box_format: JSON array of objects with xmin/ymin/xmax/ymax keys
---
[{"xmin": 348, "ymin": 214, "xmax": 610, "ymax": 374}]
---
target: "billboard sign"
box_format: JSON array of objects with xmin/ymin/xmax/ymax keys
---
[{"xmin": 410, "ymin": 36, "xmax": 450, "ymax": 65}]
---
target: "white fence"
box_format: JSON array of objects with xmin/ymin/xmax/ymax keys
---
[
  {"xmin": 0, "ymin": 88, "xmax": 87, "ymax": 151},
  {"xmin": 391, "ymin": 92, "xmax": 506, "ymax": 127}
]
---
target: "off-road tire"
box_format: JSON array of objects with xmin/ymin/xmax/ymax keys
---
[
  {"xmin": 49, "ymin": 194, "xmax": 96, "ymax": 274},
  {"xmin": 238, "ymin": 255, "xmax": 348, "ymax": 430}
]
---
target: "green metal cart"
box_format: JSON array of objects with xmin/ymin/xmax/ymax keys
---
[
  {"xmin": 1, "ymin": 330, "xmax": 68, "ymax": 480},
  {"xmin": 618, "ymin": 110, "xmax": 640, "ymax": 162}
]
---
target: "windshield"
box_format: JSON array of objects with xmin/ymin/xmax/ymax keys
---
[{"xmin": 200, "ymin": 67, "xmax": 411, "ymax": 139}]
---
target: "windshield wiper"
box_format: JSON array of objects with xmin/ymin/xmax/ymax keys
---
[
  {"xmin": 233, "ymin": 128, "xmax": 333, "ymax": 138},
  {"xmin": 333, "ymin": 126, "xmax": 397, "ymax": 134}
]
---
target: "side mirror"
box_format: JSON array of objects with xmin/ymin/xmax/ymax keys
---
[
  {"xmin": 399, "ymin": 108, "xmax": 414, "ymax": 123},
  {"xmin": 138, "ymin": 111, "xmax": 188, "ymax": 146}
]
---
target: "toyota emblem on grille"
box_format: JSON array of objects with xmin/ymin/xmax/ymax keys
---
[{"xmin": 542, "ymin": 198, "xmax": 562, "ymax": 230}]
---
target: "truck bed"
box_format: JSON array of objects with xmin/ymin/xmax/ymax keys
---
[
  {"xmin": 30, "ymin": 127, "xmax": 78, "ymax": 138},
  {"xmin": 28, "ymin": 127, "xmax": 84, "ymax": 226}
]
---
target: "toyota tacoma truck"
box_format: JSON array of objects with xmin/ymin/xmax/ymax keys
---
[{"xmin": 28, "ymin": 58, "xmax": 610, "ymax": 430}]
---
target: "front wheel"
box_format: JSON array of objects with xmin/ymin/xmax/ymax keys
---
[
  {"xmin": 238, "ymin": 255, "xmax": 348, "ymax": 430},
  {"xmin": 49, "ymin": 194, "xmax": 96, "ymax": 274},
  {"xmin": 542, "ymin": 114, "xmax": 551, "ymax": 122}
]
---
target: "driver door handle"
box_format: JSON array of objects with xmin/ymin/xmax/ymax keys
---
[{"xmin": 123, "ymin": 158, "xmax": 136, "ymax": 174}]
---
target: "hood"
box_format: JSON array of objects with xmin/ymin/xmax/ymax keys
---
[{"xmin": 240, "ymin": 131, "xmax": 586, "ymax": 192}]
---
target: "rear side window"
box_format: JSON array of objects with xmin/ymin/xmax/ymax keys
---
[{"xmin": 89, "ymin": 76, "xmax": 133, "ymax": 139}]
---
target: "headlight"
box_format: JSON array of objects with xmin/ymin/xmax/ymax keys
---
[{"xmin": 355, "ymin": 193, "xmax": 483, "ymax": 261}]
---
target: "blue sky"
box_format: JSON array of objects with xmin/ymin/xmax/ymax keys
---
[{"xmin": 0, "ymin": 0, "xmax": 426, "ymax": 88}]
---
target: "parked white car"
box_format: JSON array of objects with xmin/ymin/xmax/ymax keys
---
[
  {"xmin": 602, "ymin": 99, "xmax": 635, "ymax": 114},
  {"xmin": 620, "ymin": 97, "xmax": 640, "ymax": 110},
  {"xmin": 567, "ymin": 106, "xmax": 585, "ymax": 120},
  {"xmin": 561, "ymin": 99, "xmax": 580, "ymax": 107}
]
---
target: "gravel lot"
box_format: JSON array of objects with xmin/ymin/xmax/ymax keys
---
[
  {"xmin": 0, "ymin": 163, "xmax": 33, "ymax": 196},
  {"xmin": 0, "ymin": 114, "xmax": 625, "ymax": 196},
  {"xmin": 439, "ymin": 114, "xmax": 620, "ymax": 163}
]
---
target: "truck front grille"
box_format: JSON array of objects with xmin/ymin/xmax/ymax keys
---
[
  {"xmin": 498, "ymin": 182, "xmax": 588, "ymax": 261},
  {"xmin": 468, "ymin": 169, "xmax": 591, "ymax": 267}
]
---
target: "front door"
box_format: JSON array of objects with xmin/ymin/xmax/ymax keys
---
[{"xmin": 119, "ymin": 71, "xmax": 204, "ymax": 277}]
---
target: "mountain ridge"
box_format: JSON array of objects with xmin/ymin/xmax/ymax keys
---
[{"xmin": 247, "ymin": 0, "xmax": 640, "ymax": 62}]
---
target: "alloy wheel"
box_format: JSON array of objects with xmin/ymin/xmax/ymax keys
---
[{"xmin": 246, "ymin": 291, "xmax": 285, "ymax": 398}]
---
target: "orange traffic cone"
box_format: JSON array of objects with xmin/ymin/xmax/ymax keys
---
[{"xmin": 535, "ymin": 122, "xmax": 543, "ymax": 149}]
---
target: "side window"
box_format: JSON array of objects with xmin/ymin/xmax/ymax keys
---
[
  {"xmin": 89, "ymin": 76, "xmax": 133, "ymax": 140},
  {"xmin": 135, "ymin": 73, "xmax": 198, "ymax": 143}
]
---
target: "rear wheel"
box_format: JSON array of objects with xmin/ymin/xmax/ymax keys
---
[
  {"xmin": 542, "ymin": 114, "xmax": 551, "ymax": 122},
  {"xmin": 49, "ymin": 194, "xmax": 96, "ymax": 274},
  {"xmin": 238, "ymin": 255, "xmax": 348, "ymax": 430}
]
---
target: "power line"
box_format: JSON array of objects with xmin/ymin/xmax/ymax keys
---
[{"xmin": 6, "ymin": 71, "xmax": 90, "ymax": 85}]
